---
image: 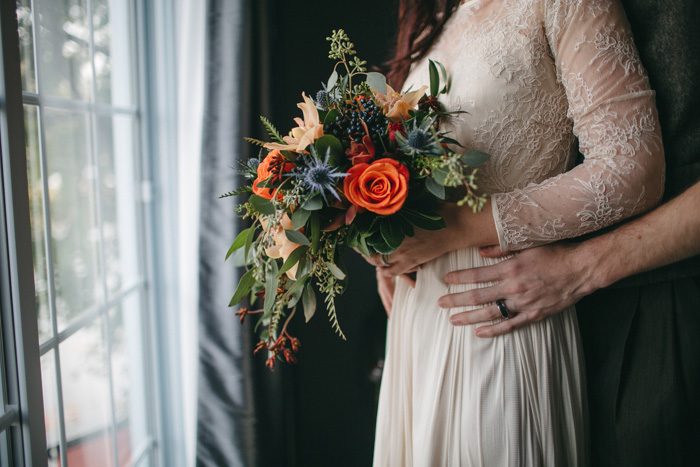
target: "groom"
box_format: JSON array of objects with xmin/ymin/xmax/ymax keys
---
[{"xmin": 442, "ymin": 0, "xmax": 700, "ymax": 465}]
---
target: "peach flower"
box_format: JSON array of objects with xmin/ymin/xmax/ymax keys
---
[
  {"xmin": 372, "ymin": 84, "xmax": 427, "ymax": 122},
  {"xmin": 264, "ymin": 93, "xmax": 324, "ymax": 153},
  {"xmin": 263, "ymin": 213, "xmax": 303, "ymax": 280}
]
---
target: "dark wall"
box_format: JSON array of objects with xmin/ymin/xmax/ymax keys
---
[{"xmin": 250, "ymin": 2, "xmax": 398, "ymax": 466}]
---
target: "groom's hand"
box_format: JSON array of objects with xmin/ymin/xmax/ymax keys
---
[{"xmin": 439, "ymin": 243, "xmax": 595, "ymax": 337}]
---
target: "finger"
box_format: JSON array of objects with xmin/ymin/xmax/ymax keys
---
[
  {"xmin": 478, "ymin": 245, "xmax": 509, "ymax": 258},
  {"xmin": 474, "ymin": 313, "xmax": 530, "ymax": 338},
  {"xmin": 445, "ymin": 263, "xmax": 504, "ymax": 285},
  {"xmin": 448, "ymin": 304, "xmax": 502, "ymax": 326},
  {"xmin": 438, "ymin": 284, "xmax": 505, "ymax": 309}
]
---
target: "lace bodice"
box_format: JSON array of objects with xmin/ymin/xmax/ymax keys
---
[{"xmin": 405, "ymin": 0, "xmax": 664, "ymax": 250}]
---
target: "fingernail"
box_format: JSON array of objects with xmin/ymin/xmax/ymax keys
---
[
  {"xmin": 438, "ymin": 298, "xmax": 447, "ymax": 307},
  {"xmin": 448, "ymin": 316, "xmax": 457, "ymax": 325},
  {"xmin": 475, "ymin": 329, "xmax": 484, "ymax": 337}
]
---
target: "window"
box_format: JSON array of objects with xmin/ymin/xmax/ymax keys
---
[{"xmin": 1, "ymin": 0, "xmax": 184, "ymax": 465}]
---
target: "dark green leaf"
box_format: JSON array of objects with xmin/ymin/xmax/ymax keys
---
[
  {"xmin": 437, "ymin": 60, "xmax": 449, "ymax": 94},
  {"xmin": 323, "ymin": 109, "xmax": 341, "ymax": 126},
  {"xmin": 278, "ymin": 246, "xmax": 309, "ymax": 278},
  {"xmin": 229, "ymin": 269, "xmax": 256, "ymax": 307},
  {"xmin": 425, "ymin": 177, "xmax": 446, "ymax": 199},
  {"xmin": 249, "ymin": 194, "xmax": 276, "ymax": 215},
  {"xmin": 461, "ymin": 149, "xmax": 491, "ymax": 168},
  {"xmin": 291, "ymin": 208, "xmax": 311, "ymax": 230},
  {"xmin": 302, "ymin": 194, "xmax": 323, "ymax": 211},
  {"xmin": 226, "ymin": 228, "xmax": 249, "ymax": 260},
  {"xmin": 429, "ymin": 60, "xmax": 439, "ymax": 97},
  {"xmin": 400, "ymin": 209, "xmax": 446, "ymax": 231},
  {"xmin": 302, "ymin": 285, "xmax": 317, "ymax": 322},
  {"xmin": 284, "ymin": 230, "xmax": 311, "ymax": 246},
  {"xmin": 380, "ymin": 218, "xmax": 404, "ymax": 250},
  {"xmin": 356, "ymin": 235, "xmax": 371, "ymax": 257},
  {"xmin": 310, "ymin": 212, "xmax": 321, "ymax": 253},
  {"xmin": 314, "ymin": 134, "xmax": 344, "ymax": 166},
  {"xmin": 366, "ymin": 72, "xmax": 387, "ymax": 94},
  {"xmin": 396, "ymin": 216, "xmax": 415, "ymax": 237}
]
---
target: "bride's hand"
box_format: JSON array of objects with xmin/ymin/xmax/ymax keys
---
[{"xmin": 379, "ymin": 201, "xmax": 498, "ymax": 277}]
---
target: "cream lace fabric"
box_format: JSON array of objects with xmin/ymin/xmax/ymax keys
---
[
  {"xmin": 374, "ymin": 1, "xmax": 663, "ymax": 465},
  {"xmin": 408, "ymin": 0, "xmax": 664, "ymax": 251}
]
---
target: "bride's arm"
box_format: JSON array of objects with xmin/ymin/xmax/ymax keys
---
[{"xmin": 378, "ymin": 0, "xmax": 664, "ymax": 276}]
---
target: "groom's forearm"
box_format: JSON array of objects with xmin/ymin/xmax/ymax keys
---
[{"xmin": 580, "ymin": 180, "xmax": 700, "ymax": 290}]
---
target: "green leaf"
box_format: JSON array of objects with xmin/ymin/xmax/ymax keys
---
[
  {"xmin": 244, "ymin": 223, "xmax": 257, "ymax": 263},
  {"xmin": 302, "ymin": 284, "xmax": 317, "ymax": 322},
  {"xmin": 291, "ymin": 208, "xmax": 311, "ymax": 230},
  {"xmin": 432, "ymin": 167, "xmax": 450, "ymax": 186},
  {"xmin": 429, "ymin": 60, "xmax": 440, "ymax": 97},
  {"xmin": 400, "ymin": 209, "xmax": 446, "ymax": 231},
  {"xmin": 288, "ymin": 283, "xmax": 305, "ymax": 307},
  {"xmin": 436, "ymin": 60, "xmax": 449, "ymax": 94},
  {"xmin": 314, "ymin": 134, "xmax": 344, "ymax": 166},
  {"xmin": 302, "ymin": 194, "xmax": 323, "ymax": 211},
  {"xmin": 263, "ymin": 261, "xmax": 279, "ymax": 315},
  {"xmin": 425, "ymin": 177, "xmax": 446, "ymax": 199},
  {"xmin": 460, "ymin": 149, "xmax": 491, "ymax": 168},
  {"xmin": 226, "ymin": 228, "xmax": 249, "ymax": 260},
  {"xmin": 323, "ymin": 109, "xmax": 341, "ymax": 127},
  {"xmin": 380, "ymin": 218, "xmax": 404, "ymax": 250},
  {"xmin": 277, "ymin": 246, "xmax": 309, "ymax": 278},
  {"xmin": 327, "ymin": 70, "xmax": 338, "ymax": 90},
  {"xmin": 396, "ymin": 215, "xmax": 415, "ymax": 237},
  {"xmin": 326, "ymin": 262, "xmax": 346, "ymax": 280},
  {"xmin": 357, "ymin": 235, "xmax": 371, "ymax": 257},
  {"xmin": 285, "ymin": 273, "xmax": 309, "ymax": 299},
  {"xmin": 366, "ymin": 72, "xmax": 387, "ymax": 94},
  {"xmin": 284, "ymin": 229, "xmax": 310, "ymax": 246},
  {"xmin": 260, "ymin": 116, "xmax": 285, "ymax": 144},
  {"xmin": 229, "ymin": 269, "xmax": 256, "ymax": 307},
  {"xmin": 249, "ymin": 194, "xmax": 276, "ymax": 215}
]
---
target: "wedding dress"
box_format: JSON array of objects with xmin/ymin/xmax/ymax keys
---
[{"xmin": 373, "ymin": 0, "xmax": 664, "ymax": 465}]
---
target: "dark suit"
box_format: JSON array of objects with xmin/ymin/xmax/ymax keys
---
[{"xmin": 576, "ymin": 1, "xmax": 700, "ymax": 465}]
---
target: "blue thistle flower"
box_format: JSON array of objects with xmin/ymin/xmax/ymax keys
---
[
  {"xmin": 290, "ymin": 146, "xmax": 347, "ymax": 202},
  {"xmin": 407, "ymin": 128, "xmax": 430, "ymax": 150}
]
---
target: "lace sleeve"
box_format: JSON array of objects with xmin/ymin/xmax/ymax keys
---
[{"xmin": 491, "ymin": 0, "xmax": 665, "ymax": 251}]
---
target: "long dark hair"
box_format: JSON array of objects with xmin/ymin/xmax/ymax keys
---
[{"xmin": 385, "ymin": 0, "xmax": 462, "ymax": 89}]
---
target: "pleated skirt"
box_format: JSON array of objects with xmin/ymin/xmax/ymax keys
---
[{"xmin": 373, "ymin": 248, "xmax": 587, "ymax": 466}]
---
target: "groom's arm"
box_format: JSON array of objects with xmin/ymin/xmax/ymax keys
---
[{"xmin": 440, "ymin": 180, "xmax": 700, "ymax": 337}]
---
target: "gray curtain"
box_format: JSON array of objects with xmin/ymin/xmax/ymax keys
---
[{"xmin": 196, "ymin": 0, "xmax": 269, "ymax": 465}]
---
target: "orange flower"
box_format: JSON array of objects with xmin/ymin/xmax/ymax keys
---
[
  {"xmin": 264, "ymin": 93, "xmax": 324, "ymax": 153},
  {"xmin": 252, "ymin": 150, "xmax": 294, "ymax": 200},
  {"xmin": 372, "ymin": 84, "xmax": 427, "ymax": 122},
  {"xmin": 343, "ymin": 158, "xmax": 409, "ymax": 215}
]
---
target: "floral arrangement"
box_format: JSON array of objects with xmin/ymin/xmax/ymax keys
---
[{"xmin": 225, "ymin": 30, "xmax": 488, "ymax": 369}]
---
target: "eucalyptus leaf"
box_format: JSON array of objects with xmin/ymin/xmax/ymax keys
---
[
  {"xmin": 284, "ymin": 273, "xmax": 309, "ymax": 300},
  {"xmin": 461, "ymin": 149, "xmax": 491, "ymax": 168},
  {"xmin": 302, "ymin": 285, "xmax": 317, "ymax": 322},
  {"xmin": 327, "ymin": 70, "xmax": 338, "ymax": 90},
  {"xmin": 244, "ymin": 223, "xmax": 257, "ymax": 263},
  {"xmin": 249, "ymin": 194, "xmax": 276, "ymax": 215},
  {"xmin": 291, "ymin": 208, "xmax": 311, "ymax": 230},
  {"xmin": 326, "ymin": 262, "xmax": 346, "ymax": 280},
  {"xmin": 226, "ymin": 228, "xmax": 249, "ymax": 260},
  {"xmin": 288, "ymin": 282, "xmax": 304, "ymax": 308},
  {"xmin": 263, "ymin": 261, "xmax": 279, "ymax": 316},
  {"xmin": 432, "ymin": 167, "xmax": 450, "ymax": 186},
  {"xmin": 425, "ymin": 177, "xmax": 446, "ymax": 199},
  {"xmin": 302, "ymin": 194, "xmax": 323, "ymax": 211},
  {"xmin": 278, "ymin": 246, "xmax": 309, "ymax": 278},
  {"xmin": 229, "ymin": 269, "xmax": 256, "ymax": 307},
  {"xmin": 284, "ymin": 230, "xmax": 310, "ymax": 246},
  {"xmin": 366, "ymin": 72, "xmax": 387, "ymax": 95}
]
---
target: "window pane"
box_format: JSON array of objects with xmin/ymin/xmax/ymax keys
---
[
  {"xmin": 93, "ymin": 0, "xmax": 134, "ymax": 107},
  {"xmin": 35, "ymin": 0, "xmax": 92, "ymax": 101},
  {"xmin": 60, "ymin": 317, "xmax": 113, "ymax": 467},
  {"xmin": 43, "ymin": 108, "xmax": 102, "ymax": 329},
  {"xmin": 97, "ymin": 115, "xmax": 140, "ymax": 297},
  {"xmin": 17, "ymin": 0, "xmax": 36, "ymax": 93},
  {"xmin": 24, "ymin": 104, "xmax": 52, "ymax": 343},
  {"xmin": 41, "ymin": 350, "xmax": 61, "ymax": 467},
  {"xmin": 109, "ymin": 295, "xmax": 149, "ymax": 467}
]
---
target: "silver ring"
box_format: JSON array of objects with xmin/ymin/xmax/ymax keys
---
[
  {"xmin": 496, "ymin": 299, "xmax": 513, "ymax": 319},
  {"xmin": 381, "ymin": 254, "xmax": 392, "ymax": 267}
]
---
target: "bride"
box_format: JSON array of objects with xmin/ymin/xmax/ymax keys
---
[{"xmin": 368, "ymin": 0, "xmax": 664, "ymax": 464}]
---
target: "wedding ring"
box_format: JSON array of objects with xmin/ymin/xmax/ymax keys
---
[
  {"xmin": 496, "ymin": 299, "xmax": 513, "ymax": 319},
  {"xmin": 381, "ymin": 254, "xmax": 392, "ymax": 267}
]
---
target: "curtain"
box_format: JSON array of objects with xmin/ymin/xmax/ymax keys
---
[{"xmin": 195, "ymin": 0, "xmax": 262, "ymax": 465}]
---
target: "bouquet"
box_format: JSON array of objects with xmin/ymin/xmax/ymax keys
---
[{"xmin": 225, "ymin": 30, "xmax": 489, "ymax": 369}]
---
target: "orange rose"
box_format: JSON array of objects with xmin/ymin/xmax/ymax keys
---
[
  {"xmin": 253, "ymin": 150, "xmax": 295, "ymax": 200},
  {"xmin": 343, "ymin": 158, "xmax": 409, "ymax": 215}
]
